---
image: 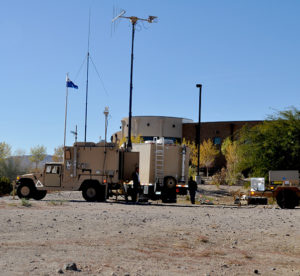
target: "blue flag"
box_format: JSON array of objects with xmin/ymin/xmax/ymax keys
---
[{"xmin": 66, "ymin": 78, "xmax": 78, "ymax": 89}]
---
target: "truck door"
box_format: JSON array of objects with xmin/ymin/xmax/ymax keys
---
[{"xmin": 44, "ymin": 164, "xmax": 62, "ymax": 187}]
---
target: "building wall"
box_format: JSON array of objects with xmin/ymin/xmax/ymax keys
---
[{"xmin": 182, "ymin": 121, "xmax": 262, "ymax": 146}]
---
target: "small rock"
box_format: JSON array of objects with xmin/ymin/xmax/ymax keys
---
[
  {"xmin": 57, "ymin": 269, "xmax": 64, "ymax": 274},
  {"xmin": 65, "ymin": 263, "xmax": 78, "ymax": 271},
  {"xmin": 272, "ymin": 268, "xmax": 276, "ymax": 271},
  {"xmin": 118, "ymin": 231, "xmax": 122, "ymax": 233},
  {"xmin": 286, "ymin": 234, "xmax": 290, "ymax": 236},
  {"xmin": 124, "ymin": 273, "xmax": 130, "ymax": 276},
  {"xmin": 7, "ymin": 219, "xmax": 11, "ymax": 223}
]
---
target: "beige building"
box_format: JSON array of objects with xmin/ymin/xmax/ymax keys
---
[{"xmin": 113, "ymin": 116, "xmax": 193, "ymax": 143}]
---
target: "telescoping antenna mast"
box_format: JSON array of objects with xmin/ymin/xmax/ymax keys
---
[{"xmin": 112, "ymin": 10, "xmax": 157, "ymax": 151}]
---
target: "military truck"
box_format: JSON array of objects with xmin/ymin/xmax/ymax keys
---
[
  {"xmin": 131, "ymin": 138, "xmax": 190, "ymax": 203},
  {"xmin": 249, "ymin": 170, "xmax": 300, "ymax": 209},
  {"xmin": 15, "ymin": 139, "xmax": 190, "ymax": 203},
  {"xmin": 16, "ymin": 142, "xmax": 139, "ymax": 202}
]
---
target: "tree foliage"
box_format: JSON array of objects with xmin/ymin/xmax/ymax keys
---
[
  {"xmin": 52, "ymin": 146, "xmax": 64, "ymax": 162},
  {"xmin": 0, "ymin": 142, "xmax": 11, "ymax": 160},
  {"xmin": 200, "ymin": 139, "xmax": 219, "ymax": 176},
  {"xmin": 0, "ymin": 143, "xmax": 28, "ymax": 182},
  {"xmin": 182, "ymin": 138, "xmax": 197, "ymax": 166},
  {"xmin": 118, "ymin": 135, "xmax": 144, "ymax": 147},
  {"xmin": 238, "ymin": 107, "xmax": 300, "ymax": 177},
  {"xmin": 182, "ymin": 138, "xmax": 219, "ymax": 176},
  {"xmin": 29, "ymin": 145, "xmax": 47, "ymax": 170},
  {"xmin": 221, "ymin": 138, "xmax": 243, "ymax": 185}
]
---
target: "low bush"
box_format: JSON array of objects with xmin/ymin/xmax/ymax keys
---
[
  {"xmin": 0, "ymin": 176, "xmax": 12, "ymax": 196},
  {"xmin": 211, "ymin": 168, "xmax": 227, "ymax": 187},
  {"xmin": 21, "ymin": 198, "xmax": 31, "ymax": 207}
]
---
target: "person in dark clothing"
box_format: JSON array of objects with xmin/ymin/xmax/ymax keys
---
[
  {"xmin": 188, "ymin": 176, "xmax": 198, "ymax": 204},
  {"xmin": 131, "ymin": 167, "xmax": 140, "ymax": 202}
]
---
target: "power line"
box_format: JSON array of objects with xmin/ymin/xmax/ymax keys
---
[{"xmin": 90, "ymin": 55, "xmax": 109, "ymax": 97}]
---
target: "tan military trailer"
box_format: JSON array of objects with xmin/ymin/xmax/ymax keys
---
[
  {"xmin": 16, "ymin": 142, "xmax": 139, "ymax": 202},
  {"xmin": 248, "ymin": 170, "xmax": 300, "ymax": 209},
  {"xmin": 131, "ymin": 138, "xmax": 190, "ymax": 203}
]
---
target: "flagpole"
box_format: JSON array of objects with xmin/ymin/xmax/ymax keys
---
[{"xmin": 64, "ymin": 73, "xmax": 69, "ymax": 148}]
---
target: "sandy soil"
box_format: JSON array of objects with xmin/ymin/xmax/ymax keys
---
[{"xmin": 0, "ymin": 187, "xmax": 299, "ymax": 276}]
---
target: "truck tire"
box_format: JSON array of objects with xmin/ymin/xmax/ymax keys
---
[
  {"xmin": 97, "ymin": 185, "xmax": 106, "ymax": 202},
  {"xmin": 32, "ymin": 190, "xmax": 47, "ymax": 200},
  {"xmin": 82, "ymin": 182, "xmax": 99, "ymax": 202},
  {"xmin": 162, "ymin": 176, "xmax": 177, "ymax": 203},
  {"xmin": 17, "ymin": 182, "xmax": 35, "ymax": 199},
  {"xmin": 276, "ymin": 189, "xmax": 299, "ymax": 209}
]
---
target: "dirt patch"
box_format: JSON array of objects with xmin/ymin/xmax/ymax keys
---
[{"xmin": 0, "ymin": 190, "xmax": 299, "ymax": 275}]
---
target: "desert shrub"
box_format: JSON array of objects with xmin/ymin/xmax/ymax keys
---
[
  {"xmin": 243, "ymin": 181, "xmax": 251, "ymax": 189},
  {"xmin": 0, "ymin": 176, "xmax": 12, "ymax": 196},
  {"xmin": 21, "ymin": 198, "xmax": 31, "ymax": 207},
  {"xmin": 227, "ymin": 172, "xmax": 244, "ymax": 186},
  {"xmin": 211, "ymin": 168, "xmax": 227, "ymax": 187}
]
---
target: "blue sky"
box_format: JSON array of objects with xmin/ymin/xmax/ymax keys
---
[{"xmin": 1, "ymin": 0, "xmax": 299, "ymax": 155}]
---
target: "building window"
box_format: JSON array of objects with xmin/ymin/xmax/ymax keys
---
[{"xmin": 213, "ymin": 137, "xmax": 221, "ymax": 145}]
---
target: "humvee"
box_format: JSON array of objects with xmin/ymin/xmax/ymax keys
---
[{"xmin": 16, "ymin": 142, "xmax": 139, "ymax": 202}]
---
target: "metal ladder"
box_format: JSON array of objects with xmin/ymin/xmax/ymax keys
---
[{"xmin": 154, "ymin": 137, "xmax": 165, "ymax": 185}]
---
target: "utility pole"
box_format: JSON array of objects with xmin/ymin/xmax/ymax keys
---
[
  {"xmin": 112, "ymin": 11, "xmax": 157, "ymax": 151},
  {"xmin": 196, "ymin": 84, "xmax": 202, "ymax": 184}
]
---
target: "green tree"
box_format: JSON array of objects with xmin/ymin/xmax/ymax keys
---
[
  {"xmin": 29, "ymin": 145, "xmax": 47, "ymax": 170},
  {"xmin": 52, "ymin": 146, "xmax": 64, "ymax": 162},
  {"xmin": 0, "ymin": 157, "xmax": 27, "ymax": 181},
  {"xmin": 0, "ymin": 142, "xmax": 11, "ymax": 160},
  {"xmin": 200, "ymin": 139, "xmax": 219, "ymax": 177},
  {"xmin": 238, "ymin": 107, "xmax": 300, "ymax": 177},
  {"xmin": 0, "ymin": 145, "xmax": 28, "ymax": 184}
]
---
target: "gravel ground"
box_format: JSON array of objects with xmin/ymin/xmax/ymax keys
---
[{"xmin": 0, "ymin": 188, "xmax": 299, "ymax": 276}]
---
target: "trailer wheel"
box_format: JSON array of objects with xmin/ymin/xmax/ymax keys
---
[
  {"xmin": 82, "ymin": 183, "xmax": 99, "ymax": 202},
  {"xmin": 276, "ymin": 189, "xmax": 299, "ymax": 209},
  {"xmin": 162, "ymin": 177, "xmax": 177, "ymax": 203},
  {"xmin": 164, "ymin": 176, "xmax": 176, "ymax": 189},
  {"xmin": 32, "ymin": 190, "xmax": 47, "ymax": 200},
  {"xmin": 17, "ymin": 182, "xmax": 34, "ymax": 199}
]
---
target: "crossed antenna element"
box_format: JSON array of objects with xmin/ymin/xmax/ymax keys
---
[{"xmin": 112, "ymin": 10, "xmax": 158, "ymax": 25}]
